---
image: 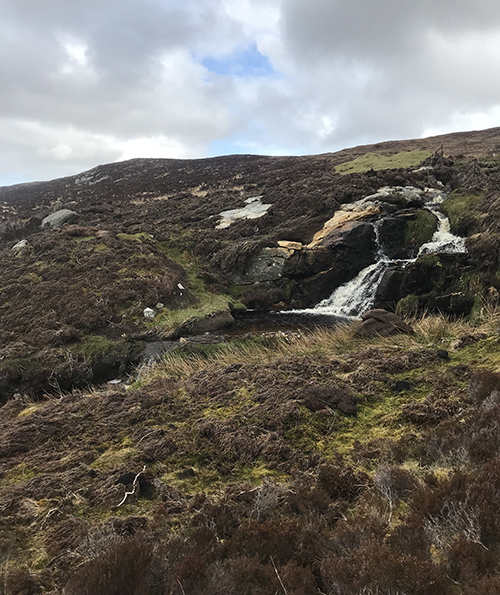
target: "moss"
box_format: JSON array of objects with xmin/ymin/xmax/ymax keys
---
[
  {"xmin": 149, "ymin": 294, "xmax": 236, "ymax": 337},
  {"xmin": 404, "ymin": 209, "xmax": 437, "ymax": 250},
  {"xmin": 117, "ymin": 232, "xmax": 153, "ymax": 242},
  {"xmin": 441, "ymin": 190, "xmax": 485, "ymax": 235},
  {"xmin": 72, "ymin": 335, "xmax": 115, "ymax": 362},
  {"xmin": 396, "ymin": 294, "xmax": 419, "ymax": 317},
  {"xmin": 335, "ymin": 150, "xmax": 432, "ymax": 175},
  {"xmin": 73, "ymin": 236, "xmax": 96, "ymax": 244},
  {"xmin": 2, "ymin": 463, "xmax": 40, "ymax": 485},
  {"xmin": 90, "ymin": 447, "xmax": 139, "ymax": 470}
]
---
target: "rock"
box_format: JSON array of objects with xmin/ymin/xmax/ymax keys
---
[
  {"xmin": 143, "ymin": 307, "xmax": 155, "ymax": 319},
  {"xmin": 277, "ymin": 240, "xmax": 303, "ymax": 251},
  {"xmin": 437, "ymin": 349, "xmax": 450, "ymax": 361},
  {"xmin": 355, "ymin": 309, "xmax": 414, "ymax": 338},
  {"xmin": 12, "ymin": 239, "xmax": 28, "ymax": 252},
  {"xmin": 177, "ymin": 467, "xmax": 196, "ymax": 479},
  {"xmin": 232, "ymin": 247, "xmax": 292, "ymax": 284},
  {"xmin": 392, "ymin": 380, "xmax": 413, "ymax": 392},
  {"xmin": 308, "ymin": 206, "xmax": 380, "ymax": 248},
  {"xmin": 41, "ymin": 209, "xmax": 79, "ymax": 230}
]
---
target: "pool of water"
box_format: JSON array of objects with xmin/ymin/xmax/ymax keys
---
[{"xmin": 225, "ymin": 310, "xmax": 349, "ymax": 336}]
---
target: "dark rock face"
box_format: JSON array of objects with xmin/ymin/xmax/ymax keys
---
[
  {"xmin": 286, "ymin": 222, "xmax": 377, "ymax": 307},
  {"xmin": 377, "ymin": 216, "xmax": 408, "ymax": 259},
  {"xmin": 355, "ymin": 309, "xmax": 414, "ymax": 338}
]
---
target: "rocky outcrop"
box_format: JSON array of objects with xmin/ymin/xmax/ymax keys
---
[
  {"xmin": 355, "ymin": 309, "xmax": 414, "ymax": 338},
  {"xmin": 285, "ymin": 221, "xmax": 377, "ymax": 306}
]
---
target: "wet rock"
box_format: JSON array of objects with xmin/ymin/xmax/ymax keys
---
[
  {"xmin": 232, "ymin": 246, "xmax": 292, "ymax": 284},
  {"xmin": 286, "ymin": 221, "xmax": 377, "ymax": 306},
  {"xmin": 41, "ymin": 209, "xmax": 79, "ymax": 230},
  {"xmin": 355, "ymin": 309, "xmax": 414, "ymax": 338}
]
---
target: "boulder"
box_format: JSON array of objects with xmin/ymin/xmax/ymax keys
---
[
  {"xmin": 308, "ymin": 206, "xmax": 380, "ymax": 248},
  {"xmin": 355, "ymin": 309, "xmax": 414, "ymax": 338},
  {"xmin": 232, "ymin": 247, "xmax": 292, "ymax": 284},
  {"xmin": 41, "ymin": 209, "xmax": 79, "ymax": 230}
]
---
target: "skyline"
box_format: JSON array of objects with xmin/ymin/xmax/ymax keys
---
[{"xmin": 2, "ymin": 0, "xmax": 500, "ymax": 186}]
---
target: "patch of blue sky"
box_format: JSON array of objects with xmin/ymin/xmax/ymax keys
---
[{"xmin": 202, "ymin": 43, "xmax": 275, "ymax": 78}]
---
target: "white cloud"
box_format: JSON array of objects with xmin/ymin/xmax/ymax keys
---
[{"xmin": 2, "ymin": 0, "xmax": 500, "ymax": 186}]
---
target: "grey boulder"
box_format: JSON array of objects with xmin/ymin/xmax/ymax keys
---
[{"xmin": 41, "ymin": 209, "xmax": 79, "ymax": 230}]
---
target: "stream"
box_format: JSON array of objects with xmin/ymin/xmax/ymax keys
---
[{"xmin": 294, "ymin": 188, "xmax": 466, "ymax": 319}]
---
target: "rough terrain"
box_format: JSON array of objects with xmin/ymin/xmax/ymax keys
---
[{"xmin": 2, "ymin": 128, "xmax": 500, "ymax": 593}]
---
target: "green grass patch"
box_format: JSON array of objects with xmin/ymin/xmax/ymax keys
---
[
  {"xmin": 117, "ymin": 232, "xmax": 153, "ymax": 242},
  {"xmin": 73, "ymin": 236, "xmax": 96, "ymax": 244},
  {"xmin": 335, "ymin": 150, "xmax": 432, "ymax": 175},
  {"xmin": 72, "ymin": 335, "xmax": 116, "ymax": 361},
  {"xmin": 90, "ymin": 447, "xmax": 139, "ymax": 470},
  {"xmin": 441, "ymin": 190, "xmax": 485, "ymax": 235},
  {"xmin": 2, "ymin": 463, "xmax": 40, "ymax": 485}
]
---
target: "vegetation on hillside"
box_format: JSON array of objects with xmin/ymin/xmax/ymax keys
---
[{"xmin": 3, "ymin": 307, "xmax": 500, "ymax": 593}]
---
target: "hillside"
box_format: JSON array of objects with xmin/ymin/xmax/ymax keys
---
[
  {"xmin": 2, "ymin": 128, "xmax": 500, "ymax": 398},
  {"xmin": 3, "ymin": 128, "xmax": 500, "ymax": 593}
]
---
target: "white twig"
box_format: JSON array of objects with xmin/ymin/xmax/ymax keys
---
[
  {"xmin": 177, "ymin": 579, "xmax": 186, "ymax": 595},
  {"xmin": 271, "ymin": 556, "xmax": 288, "ymax": 595},
  {"xmin": 117, "ymin": 465, "xmax": 146, "ymax": 507}
]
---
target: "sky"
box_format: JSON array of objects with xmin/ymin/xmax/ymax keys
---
[{"xmin": 2, "ymin": 0, "xmax": 500, "ymax": 186}]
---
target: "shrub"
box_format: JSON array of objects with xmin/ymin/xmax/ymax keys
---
[{"xmin": 63, "ymin": 536, "xmax": 168, "ymax": 595}]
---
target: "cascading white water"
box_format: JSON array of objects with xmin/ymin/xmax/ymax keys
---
[{"xmin": 299, "ymin": 188, "xmax": 467, "ymax": 319}]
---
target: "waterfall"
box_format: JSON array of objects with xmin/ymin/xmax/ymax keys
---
[{"xmin": 296, "ymin": 188, "xmax": 466, "ymax": 319}]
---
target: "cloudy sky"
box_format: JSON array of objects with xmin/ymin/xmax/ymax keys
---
[{"xmin": 2, "ymin": 0, "xmax": 500, "ymax": 186}]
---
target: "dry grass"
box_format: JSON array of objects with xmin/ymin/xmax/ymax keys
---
[{"xmin": 135, "ymin": 307, "xmax": 500, "ymax": 388}]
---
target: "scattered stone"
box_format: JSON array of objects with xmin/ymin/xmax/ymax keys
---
[
  {"xmin": 41, "ymin": 209, "xmax": 79, "ymax": 230},
  {"xmin": 436, "ymin": 349, "xmax": 450, "ymax": 361},
  {"xmin": 11, "ymin": 239, "xmax": 28, "ymax": 252},
  {"xmin": 155, "ymin": 303, "xmax": 165, "ymax": 310},
  {"xmin": 107, "ymin": 379, "xmax": 122, "ymax": 385},
  {"xmin": 355, "ymin": 309, "xmax": 414, "ymax": 338},
  {"xmin": 143, "ymin": 307, "xmax": 155, "ymax": 319},
  {"xmin": 177, "ymin": 283, "xmax": 185, "ymax": 290}
]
